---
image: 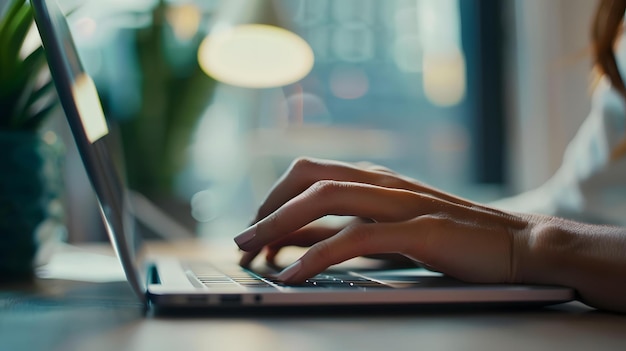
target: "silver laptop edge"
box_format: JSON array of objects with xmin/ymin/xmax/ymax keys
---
[{"xmin": 32, "ymin": 0, "xmax": 147, "ymax": 303}]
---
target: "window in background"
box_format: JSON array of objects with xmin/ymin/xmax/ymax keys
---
[
  {"xmin": 60, "ymin": 0, "xmax": 506, "ymax": 238},
  {"xmin": 185, "ymin": 0, "xmax": 507, "ymax": 234},
  {"xmin": 276, "ymin": 0, "xmax": 471, "ymax": 184}
]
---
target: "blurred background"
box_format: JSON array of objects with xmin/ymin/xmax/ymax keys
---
[{"xmin": 1, "ymin": 0, "xmax": 596, "ymax": 243}]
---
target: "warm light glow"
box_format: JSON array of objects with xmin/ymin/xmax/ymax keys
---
[
  {"xmin": 166, "ymin": 4, "xmax": 202, "ymax": 41},
  {"xmin": 72, "ymin": 74, "xmax": 109, "ymax": 143},
  {"xmin": 198, "ymin": 24, "xmax": 315, "ymax": 88},
  {"xmin": 423, "ymin": 48, "xmax": 466, "ymax": 107},
  {"xmin": 43, "ymin": 131, "xmax": 58, "ymax": 145}
]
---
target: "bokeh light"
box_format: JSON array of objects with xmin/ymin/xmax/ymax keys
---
[
  {"xmin": 198, "ymin": 24, "xmax": 315, "ymax": 88},
  {"xmin": 166, "ymin": 4, "xmax": 202, "ymax": 41},
  {"xmin": 329, "ymin": 66, "xmax": 369, "ymax": 100},
  {"xmin": 423, "ymin": 48, "xmax": 466, "ymax": 106}
]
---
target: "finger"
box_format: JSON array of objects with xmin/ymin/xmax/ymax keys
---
[
  {"xmin": 252, "ymin": 157, "xmax": 482, "ymax": 224},
  {"xmin": 276, "ymin": 215, "xmax": 515, "ymax": 284},
  {"xmin": 239, "ymin": 249, "xmax": 262, "ymax": 267},
  {"xmin": 362, "ymin": 253, "xmax": 418, "ymax": 267},
  {"xmin": 264, "ymin": 248, "xmax": 279, "ymax": 265},
  {"xmin": 353, "ymin": 161, "xmax": 395, "ymax": 174},
  {"xmin": 275, "ymin": 221, "xmax": 413, "ymax": 283},
  {"xmin": 236, "ymin": 180, "xmax": 463, "ymax": 252},
  {"xmin": 240, "ymin": 222, "xmax": 346, "ymax": 266},
  {"xmin": 264, "ymin": 225, "xmax": 339, "ymax": 264},
  {"xmin": 241, "ymin": 217, "xmax": 364, "ymax": 266},
  {"xmin": 238, "ymin": 179, "xmax": 526, "ymax": 254}
]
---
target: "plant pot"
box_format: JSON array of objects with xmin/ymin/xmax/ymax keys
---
[{"xmin": 0, "ymin": 130, "xmax": 66, "ymax": 281}]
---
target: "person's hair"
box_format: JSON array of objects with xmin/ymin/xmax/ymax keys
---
[{"xmin": 592, "ymin": 0, "xmax": 626, "ymax": 160}]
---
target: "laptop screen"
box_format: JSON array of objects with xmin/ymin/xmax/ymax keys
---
[{"xmin": 32, "ymin": 0, "xmax": 146, "ymax": 300}]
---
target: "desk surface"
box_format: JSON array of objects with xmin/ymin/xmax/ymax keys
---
[{"xmin": 2, "ymin": 241, "xmax": 626, "ymax": 351}]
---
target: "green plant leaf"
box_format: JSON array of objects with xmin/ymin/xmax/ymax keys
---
[
  {"xmin": 0, "ymin": 0, "xmax": 28, "ymax": 79},
  {"xmin": 19, "ymin": 46, "xmax": 48, "ymax": 80},
  {"xmin": 15, "ymin": 79, "xmax": 58, "ymax": 128},
  {"xmin": 22, "ymin": 100, "xmax": 58, "ymax": 131},
  {"xmin": 11, "ymin": 70, "xmax": 39, "ymax": 127},
  {"xmin": 6, "ymin": 5, "xmax": 34, "ymax": 65},
  {"xmin": 1, "ymin": 2, "xmax": 30, "ymax": 64},
  {"xmin": 2, "ymin": 46, "xmax": 47, "ymax": 114},
  {"xmin": 0, "ymin": 0, "xmax": 26, "ymax": 21},
  {"xmin": 0, "ymin": 0, "xmax": 79, "ymax": 130},
  {"xmin": 0, "ymin": 0, "xmax": 27, "ymax": 44},
  {"xmin": 9, "ymin": 46, "xmax": 47, "ymax": 92},
  {"xmin": 27, "ymin": 80, "xmax": 56, "ymax": 107}
]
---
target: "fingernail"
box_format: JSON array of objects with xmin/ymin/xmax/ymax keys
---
[
  {"xmin": 234, "ymin": 225, "xmax": 256, "ymax": 249},
  {"xmin": 277, "ymin": 260, "xmax": 302, "ymax": 282}
]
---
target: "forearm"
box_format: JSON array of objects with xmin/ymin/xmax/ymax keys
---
[{"xmin": 520, "ymin": 216, "xmax": 626, "ymax": 312}]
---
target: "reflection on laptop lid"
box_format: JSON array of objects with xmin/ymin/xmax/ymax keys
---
[
  {"xmin": 33, "ymin": 0, "xmax": 575, "ymax": 310},
  {"xmin": 32, "ymin": 0, "xmax": 146, "ymax": 302}
]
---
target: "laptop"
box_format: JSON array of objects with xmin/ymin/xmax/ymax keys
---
[{"xmin": 32, "ymin": 0, "xmax": 574, "ymax": 311}]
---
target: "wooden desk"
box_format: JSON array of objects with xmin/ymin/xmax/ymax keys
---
[{"xmin": 2, "ymin": 242, "xmax": 626, "ymax": 351}]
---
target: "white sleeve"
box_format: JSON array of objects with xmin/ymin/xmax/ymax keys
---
[{"xmin": 491, "ymin": 43, "xmax": 626, "ymax": 225}]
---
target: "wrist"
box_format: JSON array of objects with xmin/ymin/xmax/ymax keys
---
[
  {"xmin": 516, "ymin": 216, "xmax": 574, "ymax": 287},
  {"xmin": 518, "ymin": 215, "xmax": 626, "ymax": 311}
]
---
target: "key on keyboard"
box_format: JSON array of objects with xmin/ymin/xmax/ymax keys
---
[{"xmin": 188, "ymin": 262, "xmax": 388, "ymax": 290}]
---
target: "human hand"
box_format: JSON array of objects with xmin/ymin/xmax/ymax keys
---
[{"xmin": 234, "ymin": 157, "xmax": 537, "ymax": 284}]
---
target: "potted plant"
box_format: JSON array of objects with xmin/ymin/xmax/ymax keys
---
[
  {"xmin": 0, "ymin": 0, "xmax": 63, "ymax": 280},
  {"xmin": 102, "ymin": 0, "xmax": 215, "ymax": 230}
]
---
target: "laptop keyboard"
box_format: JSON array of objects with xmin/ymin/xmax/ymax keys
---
[{"xmin": 186, "ymin": 262, "xmax": 388, "ymax": 290}]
